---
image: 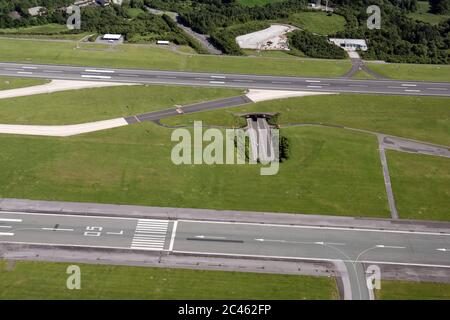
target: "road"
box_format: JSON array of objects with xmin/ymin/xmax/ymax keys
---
[
  {"xmin": 1, "ymin": 62, "xmax": 450, "ymax": 97},
  {"xmin": 1, "ymin": 211, "xmax": 450, "ymax": 299}
]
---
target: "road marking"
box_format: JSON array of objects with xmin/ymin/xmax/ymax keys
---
[
  {"xmin": 437, "ymin": 248, "xmax": 449, "ymax": 252},
  {"xmin": 211, "ymin": 75, "xmax": 226, "ymax": 79},
  {"xmin": 131, "ymin": 219, "xmax": 169, "ymax": 250},
  {"xmin": 0, "ymin": 218, "xmax": 22, "ymax": 222},
  {"xmin": 17, "ymin": 71, "xmax": 32, "ymax": 75},
  {"xmin": 404, "ymin": 89, "xmax": 421, "ymax": 92},
  {"xmin": 0, "ymin": 232, "xmax": 14, "ymax": 236},
  {"xmin": 41, "ymin": 228, "xmax": 74, "ymax": 232},
  {"xmin": 85, "ymin": 69, "xmax": 115, "ymax": 73},
  {"xmin": 81, "ymin": 75, "xmax": 112, "ymax": 79},
  {"xmin": 107, "ymin": 231, "xmax": 124, "ymax": 235},
  {"xmin": 179, "ymin": 219, "xmax": 450, "ymax": 237},
  {"xmin": 401, "ymin": 84, "xmax": 417, "ymax": 87},
  {"xmin": 375, "ymin": 245, "xmax": 405, "ymax": 249},
  {"xmin": 196, "ymin": 235, "xmax": 226, "ymax": 240},
  {"xmin": 307, "ymin": 85, "xmax": 322, "ymax": 88},
  {"xmin": 305, "ymin": 80, "xmax": 321, "ymax": 83},
  {"xmin": 0, "ymin": 226, "xmax": 12, "ymax": 228},
  {"xmin": 22, "ymin": 66, "xmax": 37, "ymax": 70},
  {"xmin": 169, "ymin": 221, "xmax": 178, "ymax": 252},
  {"xmin": 209, "ymin": 81, "xmax": 225, "ymax": 84},
  {"xmin": 172, "ymin": 250, "xmax": 450, "ymax": 269}
]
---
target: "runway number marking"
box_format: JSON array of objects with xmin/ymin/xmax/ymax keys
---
[{"xmin": 84, "ymin": 226, "xmax": 103, "ymax": 237}]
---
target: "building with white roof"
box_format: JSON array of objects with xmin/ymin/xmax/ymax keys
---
[
  {"xmin": 102, "ymin": 34, "xmax": 122, "ymax": 41},
  {"xmin": 329, "ymin": 38, "xmax": 368, "ymax": 51}
]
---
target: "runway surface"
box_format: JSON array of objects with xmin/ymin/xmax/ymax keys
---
[
  {"xmin": 1, "ymin": 62, "xmax": 450, "ymax": 97},
  {"xmin": 2, "ymin": 210, "xmax": 450, "ymax": 299}
]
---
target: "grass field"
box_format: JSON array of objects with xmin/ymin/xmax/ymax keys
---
[
  {"xmin": 0, "ymin": 24, "xmax": 89, "ymax": 40},
  {"xmin": 0, "ymin": 260, "xmax": 338, "ymax": 300},
  {"xmin": 286, "ymin": 12, "xmax": 346, "ymax": 35},
  {"xmin": 387, "ymin": 151, "xmax": 450, "ymax": 221},
  {"xmin": 376, "ymin": 280, "xmax": 450, "ymax": 300},
  {"xmin": 0, "ymin": 38, "xmax": 351, "ymax": 78},
  {"xmin": 407, "ymin": 1, "xmax": 450, "ymax": 25},
  {"xmin": 366, "ymin": 62, "xmax": 450, "ymax": 82},
  {"xmin": 0, "ymin": 76, "xmax": 49, "ymax": 91},
  {"xmin": 0, "ymin": 85, "xmax": 242, "ymax": 125},
  {"xmin": 162, "ymin": 94, "xmax": 450, "ymax": 146},
  {"xmin": 0, "ymin": 124, "xmax": 389, "ymax": 217}
]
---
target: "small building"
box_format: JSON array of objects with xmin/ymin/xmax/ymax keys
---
[
  {"xmin": 329, "ymin": 38, "xmax": 368, "ymax": 51},
  {"xmin": 28, "ymin": 6, "xmax": 46, "ymax": 17},
  {"xmin": 102, "ymin": 34, "xmax": 122, "ymax": 41},
  {"xmin": 156, "ymin": 40, "xmax": 170, "ymax": 45},
  {"xmin": 8, "ymin": 11, "xmax": 21, "ymax": 20}
]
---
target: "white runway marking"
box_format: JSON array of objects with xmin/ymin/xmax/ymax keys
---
[
  {"xmin": 404, "ymin": 89, "xmax": 421, "ymax": 92},
  {"xmin": 305, "ymin": 80, "xmax": 321, "ymax": 83},
  {"xmin": 209, "ymin": 81, "xmax": 225, "ymax": 84},
  {"xmin": 131, "ymin": 219, "xmax": 169, "ymax": 250},
  {"xmin": 401, "ymin": 84, "xmax": 417, "ymax": 87},
  {"xmin": 41, "ymin": 228, "xmax": 74, "ymax": 232},
  {"xmin": 211, "ymin": 75, "xmax": 226, "ymax": 79},
  {"xmin": 307, "ymin": 85, "xmax": 322, "ymax": 88},
  {"xmin": 81, "ymin": 75, "xmax": 112, "ymax": 79},
  {"xmin": 0, "ymin": 232, "xmax": 14, "ymax": 236},
  {"xmin": 85, "ymin": 69, "xmax": 115, "ymax": 73},
  {"xmin": 22, "ymin": 66, "xmax": 37, "ymax": 70},
  {"xmin": 0, "ymin": 218, "xmax": 22, "ymax": 222},
  {"xmin": 17, "ymin": 71, "xmax": 32, "ymax": 75}
]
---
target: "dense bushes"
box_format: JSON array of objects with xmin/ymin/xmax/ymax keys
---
[{"xmin": 289, "ymin": 30, "xmax": 347, "ymax": 59}]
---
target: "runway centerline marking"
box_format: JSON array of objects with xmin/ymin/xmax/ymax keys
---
[
  {"xmin": 0, "ymin": 232, "xmax": 14, "ymax": 236},
  {"xmin": 81, "ymin": 75, "xmax": 112, "ymax": 79},
  {"xmin": 0, "ymin": 218, "xmax": 22, "ymax": 222},
  {"xmin": 85, "ymin": 69, "xmax": 115, "ymax": 73},
  {"xmin": 209, "ymin": 81, "xmax": 225, "ymax": 84}
]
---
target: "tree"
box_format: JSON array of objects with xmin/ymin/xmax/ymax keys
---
[{"xmin": 429, "ymin": 0, "xmax": 450, "ymax": 14}]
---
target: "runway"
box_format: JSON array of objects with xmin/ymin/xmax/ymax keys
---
[
  {"xmin": 2, "ymin": 210, "xmax": 450, "ymax": 299},
  {"xmin": 1, "ymin": 62, "xmax": 450, "ymax": 97}
]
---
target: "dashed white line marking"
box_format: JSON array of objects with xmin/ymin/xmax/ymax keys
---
[
  {"xmin": 0, "ymin": 232, "xmax": 14, "ymax": 236},
  {"xmin": 0, "ymin": 226, "xmax": 12, "ymax": 228},
  {"xmin": 17, "ymin": 71, "xmax": 32, "ymax": 75},
  {"xmin": 22, "ymin": 66, "xmax": 37, "ymax": 70},
  {"xmin": 375, "ymin": 245, "xmax": 406, "ymax": 249},
  {"xmin": 401, "ymin": 84, "xmax": 417, "ymax": 87},
  {"xmin": 209, "ymin": 81, "xmax": 225, "ymax": 84},
  {"xmin": 81, "ymin": 75, "xmax": 112, "ymax": 79},
  {"xmin": 41, "ymin": 228, "xmax": 74, "ymax": 232},
  {"xmin": 85, "ymin": 69, "xmax": 115, "ymax": 73},
  {"xmin": 0, "ymin": 218, "xmax": 22, "ymax": 222},
  {"xmin": 307, "ymin": 85, "xmax": 322, "ymax": 88},
  {"xmin": 211, "ymin": 75, "xmax": 226, "ymax": 79},
  {"xmin": 404, "ymin": 89, "xmax": 421, "ymax": 92},
  {"xmin": 305, "ymin": 80, "xmax": 321, "ymax": 83}
]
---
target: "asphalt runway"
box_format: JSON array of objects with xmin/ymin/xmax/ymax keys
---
[
  {"xmin": 2, "ymin": 210, "xmax": 450, "ymax": 300},
  {"xmin": 1, "ymin": 62, "xmax": 450, "ymax": 97},
  {"xmin": 1, "ymin": 211, "xmax": 449, "ymax": 267}
]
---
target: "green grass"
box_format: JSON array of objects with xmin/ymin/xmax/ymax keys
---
[
  {"xmin": 0, "ymin": 260, "xmax": 338, "ymax": 300},
  {"xmin": 387, "ymin": 151, "xmax": 450, "ymax": 221},
  {"xmin": 0, "ymin": 23, "xmax": 68, "ymax": 34},
  {"xmin": 366, "ymin": 62, "xmax": 450, "ymax": 82},
  {"xmin": 0, "ymin": 38, "xmax": 351, "ymax": 77},
  {"xmin": 162, "ymin": 94, "xmax": 450, "ymax": 146},
  {"xmin": 286, "ymin": 12, "xmax": 346, "ymax": 35},
  {"xmin": 407, "ymin": 1, "xmax": 450, "ymax": 25},
  {"xmin": 0, "ymin": 76, "xmax": 49, "ymax": 91},
  {"xmin": 126, "ymin": 8, "xmax": 145, "ymax": 18},
  {"xmin": 0, "ymin": 124, "xmax": 390, "ymax": 217},
  {"xmin": 376, "ymin": 280, "xmax": 450, "ymax": 300},
  {"xmin": 0, "ymin": 85, "xmax": 242, "ymax": 125}
]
